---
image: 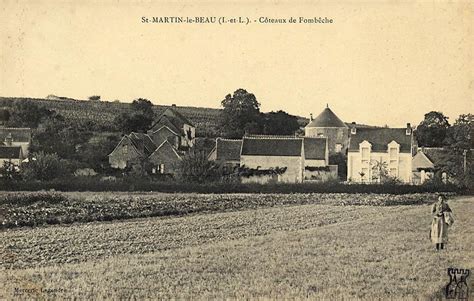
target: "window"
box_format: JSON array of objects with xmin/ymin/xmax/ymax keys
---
[
  {"xmin": 159, "ymin": 164, "xmax": 165, "ymax": 174},
  {"xmin": 123, "ymin": 145, "xmax": 128, "ymax": 154},
  {"xmin": 152, "ymin": 168, "xmax": 157, "ymax": 174},
  {"xmin": 362, "ymin": 147, "xmax": 369, "ymax": 159},
  {"xmin": 361, "ymin": 168, "xmax": 369, "ymax": 182},
  {"xmin": 335, "ymin": 143, "xmax": 343, "ymax": 153},
  {"xmin": 389, "ymin": 147, "xmax": 398, "ymax": 160}
]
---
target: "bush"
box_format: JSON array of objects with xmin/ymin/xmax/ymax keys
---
[{"xmin": 20, "ymin": 152, "xmax": 69, "ymax": 181}]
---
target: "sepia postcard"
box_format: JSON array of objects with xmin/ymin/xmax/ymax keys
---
[{"xmin": 0, "ymin": 0, "xmax": 473, "ymax": 299}]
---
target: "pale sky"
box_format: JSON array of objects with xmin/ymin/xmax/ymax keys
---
[{"xmin": 1, "ymin": 0, "xmax": 473, "ymax": 127}]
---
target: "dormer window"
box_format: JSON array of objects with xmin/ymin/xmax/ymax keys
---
[{"xmin": 359, "ymin": 140, "xmax": 371, "ymax": 165}]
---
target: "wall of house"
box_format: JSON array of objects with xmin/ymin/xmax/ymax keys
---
[
  {"xmin": 305, "ymin": 127, "xmax": 349, "ymax": 154},
  {"xmin": 182, "ymin": 124, "xmax": 195, "ymax": 148},
  {"xmin": 108, "ymin": 138, "xmax": 141, "ymax": 169},
  {"xmin": 304, "ymin": 165, "xmax": 338, "ymax": 182},
  {"xmin": 148, "ymin": 143, "xmax": 181, "ymax": 175},
  {"xmin": 240, "ymin": 155, "xmax": 303, "ymax": 183},
  {"xmin": 241, "ymin": 174, "xmax": 278, "ymax": 184},
  {"xmin": 151, "ymin": 127, "xmax": 179, "ymax": 149},
  {"xmin": 347, "ymin": 152, "xmax": 412, "ymax": 183}
]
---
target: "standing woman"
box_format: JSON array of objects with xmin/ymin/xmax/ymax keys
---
[{"xmin": 431, "ymin": 194, "xmax": 454, "ymax": 250}]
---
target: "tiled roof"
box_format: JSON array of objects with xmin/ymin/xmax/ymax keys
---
[
  {"xmin": 214, "ymin": 138, "xmax": 242, "ymax": 161},
  {"xmin": 150, "ymin": 107, "xmax": 195, "ymax": 135},
  {"xmin": 306, "ymin": 107, "xmax": 348, "ymax": 128},
  {"xmin": 348, "ymin": 128, "xmax": 412, "ymax": 153},
  {"xmin": 0, "ymin": 146, "xmax": 22, "ymax": 159},
  {"xmin": 129, "ymin": 132, "xmax": 157, "ymax": 156},
  {"xmin": 303, "ymin": 137, "xmax": 327, "ymax": 160},
  {"xmin": 412, "ymin": 151, "xmax": 435, "ymax": 171},
  {"xmin": 241, "ymin": 136, "xmax": 303, "ymax": 157},
  {"xmin": 0, "ymin": 127, "xmax": 31, "ymax": 143}
]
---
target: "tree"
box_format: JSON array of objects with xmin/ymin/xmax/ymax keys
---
[
  {"xmin": 88, "ymin": 95, "xmax": 101, "ymax": 101},
  {"xmin": 177, "ymin": 151, "xmax": 219, "ymax": 183},
  {"xmin": 220, "ymin": 89, "xmax": 262, "ymax": 138},
  {"xmin": 30, "ymin": 113, "xmax": 92, "ymax": 160},
  {"xmin": 262, "ymin": 110, "xmax": 300, "ymax": 135},
  {"xmin": 114, "ymin": 113, "xmax": 153, "ymax": 134},
  {"xmin": 20, "ymin": 152, "xmax": 68, "ymax": 181},
  {"xmin": 415, "ymin": 111, "xmax": 450, "ymax": 147},
  {"xmin": 75, "ymin": 134, "xmax": 121, "ymax": 171},
  {"xmin": 131, "ymin": 98, "xmax": 154, "ymax": 119},
  {"xmin": 115, "ymin": 98, "xmax": 155, "ymax": 133},
  {"xmin": 6, "ymin": 100, "xmax": 54, "ymax": 128},
  {"xmin": 439, "ymin": 114, "xmax": 473, "ymax": 187}
]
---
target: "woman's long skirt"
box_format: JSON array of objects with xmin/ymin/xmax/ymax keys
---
[{"xmin": 431, "ymin": 216, "xmax": 448, "ymax": 244}]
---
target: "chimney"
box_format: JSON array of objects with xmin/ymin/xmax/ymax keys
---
[
  {"xmin": 310, "ymin": 113, "xmax": 313, "ymax": 121},
  {"xmin": 5, "ymin": 133, "xmax": 13, "ymax": 146},
  {"xmin": 350, "ymin": 122, "xmax": 357, "ymax": 135},
  {"xmin": 171, "ymin": 104, "xmax": 176, "ymax": 107},
  {"xmin": 406, "ymin": 123, "xmax": 412, "ymax": 135}
]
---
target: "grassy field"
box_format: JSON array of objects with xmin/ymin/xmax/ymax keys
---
[{"xmin": 0, "ymin": 195, "xmax": 473, "ymax": 300}]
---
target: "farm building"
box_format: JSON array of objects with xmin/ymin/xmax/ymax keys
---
[
  {"xmin": 0, "ymin": 127, "xmax": 31, "ymax": 157},
  {"xmin": 108, "ymin": 106, "xmax": 192, "ymax": 175},
  {"xmin": 149, "ymin": 105, "xmax": 195, "ymax": 150},
  {"xmin": 347, "ymin": 124, "xmax": 414, "ymax": 183},
  {"xmin": 207, "ymin": 138, "xmax": 242, "ymax": 169},
  {"xmin": 239, "ymin": 135, "xmax": 336, "ymax": 183},
  {"xmin": 305, "ymin": 105, "xmax": 349, "ymax": 155}
]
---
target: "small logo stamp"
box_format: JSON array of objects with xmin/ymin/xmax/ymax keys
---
[{"xmin": 445, "ymin": 268, "xmax": 470, "ymax": 300}]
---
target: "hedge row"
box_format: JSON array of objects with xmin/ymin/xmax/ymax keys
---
[{"xmin": 0, "ymin": 178, "xmax": 462, "ymax": 194}]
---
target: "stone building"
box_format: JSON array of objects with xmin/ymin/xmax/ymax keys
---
[{"xmin": 304, "ymin": 105, "xmax": 349, "ymax": 154}]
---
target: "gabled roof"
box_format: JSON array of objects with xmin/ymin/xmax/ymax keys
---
[
  {"xmin": 306, "ymin": 107, "xmax": 348, "ymax": 128},
  {"xmin": 150, "ymin": 107, "xmax": 195, "ymax": 135},
  {"xmin": 149, "ymin": 140, "xmax": 181, "ymax": 160},
  {"xmin": 303, "ymin": 137, "xmax": 327, "ymax": 160},
  {"xmin": 348, "ymin": 128, "xmax": 412, "ymax": 153},
  {"xmin": 212, "ymin": 138, "xmax": 242, "ymax": 162},
  {"xmin": 412, "ymin": 151, "xmax": 435, "ymax": 171},
  {"xmin": 129, "ymin": 132, "xmax": 157, "ymax": 156},
  {"xmin": 241, "ymin": 136, "xmax": 303, "ymax": 157},
  {"xmin": 0, "ymin": 127, "xmax": 32, "ymax": 143},
  {"xmin": 0, "ymin": 146, "xmax": 22, "ymax": 159}
]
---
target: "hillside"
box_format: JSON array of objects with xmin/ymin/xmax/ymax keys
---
[
  {"xmin": 0, "ymin": 96, "xmax": 373, "ymax": 137},
  {"xmin": 0, "ymin": 97, "xmax": 224, "ymax": 137}
]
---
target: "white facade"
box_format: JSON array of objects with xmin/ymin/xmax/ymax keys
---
[
  {"xmin": 347, "ymin": 140, "xmax": 412, "ymax": 183},
  {"xmin": 240, "ymin": 155, "xmax": 304, "ymax": 183}
]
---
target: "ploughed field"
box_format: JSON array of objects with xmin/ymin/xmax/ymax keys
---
[{"xmin": 0, "ymin": 193, "xmax": 473, "ymax": 300}]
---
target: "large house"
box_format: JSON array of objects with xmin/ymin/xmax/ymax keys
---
[
  {"xmin": 108, "ymin": 106, "xmax": 194, "ymax": 175},
  {"xmin": 346, "ymin": 125, "xmax": 414, "ymax": 183}
]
